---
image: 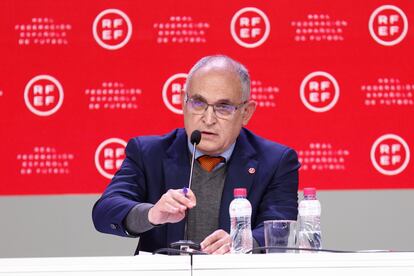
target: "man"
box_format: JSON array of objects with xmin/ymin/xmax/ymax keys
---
[{"xmin": 92, "ymin": 55, "xmax": 300, "ymax": 255}]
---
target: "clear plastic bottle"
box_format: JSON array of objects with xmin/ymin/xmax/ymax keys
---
[
  {"xmin": 298, "ymin": 187, "xmax": 322, "ymax": 251},
  {"xmin": 229, "ymin": 188, "xmax": 253, "ymax": 254}
]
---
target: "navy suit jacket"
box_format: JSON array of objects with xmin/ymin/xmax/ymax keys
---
[{"xmin": 92, "ymin": 128, "xmax": 300, "ymax": 254}]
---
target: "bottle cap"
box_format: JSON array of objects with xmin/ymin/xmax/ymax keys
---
[
  {"xmin": 303, "ymin": 187, "xmax": 316, "ymax": 197},
  {"xmin": 234, "ymin": 188, "xmax": 247, "ymax": 197}
]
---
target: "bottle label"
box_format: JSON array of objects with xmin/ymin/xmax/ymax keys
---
[
  {"xmin": 230, "ymin": 207, "xmax": 251, "ymax": 217},
  {"xmin": 298, "ymin": 200, "xmax": 321, "ymax": 216},
  {"xmin": 229, "ymin": 199, "xmax": 252, "ymax": 217}
]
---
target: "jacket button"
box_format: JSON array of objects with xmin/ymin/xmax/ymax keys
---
[{"xmin": 110, "ymin": 223, "xmax": 118, "ymax": 230}]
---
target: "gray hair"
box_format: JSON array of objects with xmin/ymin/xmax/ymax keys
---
[{"xmin": 185, "ymin": 55, "xmax": 251, "ymax": 101}]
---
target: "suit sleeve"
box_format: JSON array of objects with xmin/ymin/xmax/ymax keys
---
[
  {"xmin": 92, "ymin": 138, "xmax": 148, "ymax": 237},
  {"xmin": 252, "ymin": 148, "xmax": 300, "ymax": 247}
]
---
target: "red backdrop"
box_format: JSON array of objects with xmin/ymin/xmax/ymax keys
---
[{"xmin": 0, "ymin": 0, "xmax": 413, "ymax": 195}]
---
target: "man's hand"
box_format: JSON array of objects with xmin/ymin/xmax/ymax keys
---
[
  {"xmin": 200, "ymin": 229, "xmax": 231, "ymax": 254},
  {"xmin": 148, "ymin": 188, "xmax": 196, "ymax": 225}
]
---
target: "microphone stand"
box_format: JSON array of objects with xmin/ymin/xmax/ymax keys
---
[{"xmin": 170, "ymin": 131, "xmax": 201, "ymax": 253}]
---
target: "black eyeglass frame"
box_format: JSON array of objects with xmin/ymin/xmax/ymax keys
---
[{"xmin": 184, "ymin": 93, "xmax": 248, "ymax": 118}]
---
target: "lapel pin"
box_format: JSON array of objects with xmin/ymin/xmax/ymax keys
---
[{"xmin": 248, "ymin": 168, "xmax": 256, "ymax": 174}]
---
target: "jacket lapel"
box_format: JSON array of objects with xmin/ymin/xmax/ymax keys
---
[
  {"xmin": 219, "ymin": 129, "xmax": 258, "ymax": 232},
  {"xmin": 163, "ymin": 129, "xmax": 191, "ymax": 246}
]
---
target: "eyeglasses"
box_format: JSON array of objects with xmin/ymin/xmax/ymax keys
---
[{"xmin": 185, "ymin": 93, "xmax": 248, "ymax": 119}]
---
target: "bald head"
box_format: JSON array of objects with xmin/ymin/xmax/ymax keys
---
[{"xmin": 185, "ymin": 55, "xmax": 251, "ymax": 101}]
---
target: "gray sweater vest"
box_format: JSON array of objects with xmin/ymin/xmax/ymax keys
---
[{"xmin": 186, "ymin": 161, "xmax": 227, "ymax": 243}]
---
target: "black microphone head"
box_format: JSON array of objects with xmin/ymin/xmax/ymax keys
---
[{"xmin": 190, "ymin": 130, "xmax": 202, "ymax": 145}]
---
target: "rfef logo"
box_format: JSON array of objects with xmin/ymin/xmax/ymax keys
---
[
  {"xmin": 24, "ymin": 75, "xmax": 64, "ymax": 116},
  {"xmin": 371, "ymin": 134, "xmax": 410, "ymax": 176},
  {"xmin": 369, "ymin": 5, "xmax": 408, "ymax": 46},
  {"xmin": 93, "ymin": 9, "xmax": 132, "ymax": 50},
  {"xmin": 95, "ymin": 138, "xmax": 127, "ymax": 179},
  {"xmin": 300, "ymin": 71, "xmax": 340, "ymax": 112},
  {"xmin": 162, "ymin": 73, "xmax": 187, "ymax": 115},
  {"xmin": 231, "ymin": 7, "xmax": 270, "ymax": 48}
]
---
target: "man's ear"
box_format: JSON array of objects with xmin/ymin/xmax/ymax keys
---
[
  {"xmin": 181, "ymin": 91, "xmax": 187, "ymax": 109},
  {"xmin": 242, "ymin": 101, "xmax": 257, "ymax": 126}
]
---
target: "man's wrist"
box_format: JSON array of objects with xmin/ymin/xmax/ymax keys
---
[{"xmin": 148, "ymin": 206, "xmax": 161, "ymax": 226}]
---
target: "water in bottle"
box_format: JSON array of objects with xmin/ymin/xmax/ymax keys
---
[
  {"xmin": 229, "ymin": 188, "xmax": 253, "ymax": 254},
  {"xmin": 298, "ymin": 187, "xmax": 322, "ymax": 251}
]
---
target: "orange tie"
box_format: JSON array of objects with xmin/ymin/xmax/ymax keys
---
[{"xmin": 197, "ymin": 155, "xmax": 225, "ymax": 172}]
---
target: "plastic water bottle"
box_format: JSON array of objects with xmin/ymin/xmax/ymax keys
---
[
  {"xmin": 298, "ymin": 187, "xmax": 322, "ymax": 251},
  {"xmin": 229, "ymin": 188, "xmax": 253, "ymax": 254}
]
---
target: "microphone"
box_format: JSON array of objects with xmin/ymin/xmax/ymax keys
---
[
  {"xmin": 188, "ymin": 130, "xmax": 201, "ymax": 192},
  {"xmin": 191, "ymin": 129, "xmax": 202, "ymax": 144},
  {"xmin": 170, "ymin": 130, "xmax": 202, "ymax": 253}
]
